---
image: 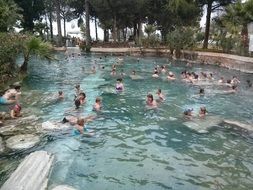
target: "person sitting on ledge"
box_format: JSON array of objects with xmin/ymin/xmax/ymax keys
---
[{"xmin": 10, "ymin": 104, "xmax": 22, "ymax": 119}]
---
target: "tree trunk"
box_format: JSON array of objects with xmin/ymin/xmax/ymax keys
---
[
  {"xmin": 133, "ymin": 23, "xmax": 137, "ymax": 43},
  {"xmin": 122, "ymin": 28, "xmax": 126, "ymax": 42},
  {"xmin": 203, "ymin": 1, "xmax": 212, "ymax": 49},
  {"xmin": 95, "ymin": 17, "xmax": 98, "ymax": 41},
  {"xmin": 117, "ymin": 28, "xmax": 121, "ymax": 42},
  {"xmin": 112, "ymin": 15, "xmax": 117, "ymax": 42},
  {"xmin": 137, "ymin": 18, "xmax": 142, "ymax": 46},
  {"xmin": 85, "ymin": 0, "xmax": 91, "ymax": 49},
  {"xmin": 161, "ymin": 28, "xmax": 168, "ymax": 43},
  {"xmin": 56, "ymin": 0, "xmax": 62, "ymax": 47},
  {"xmin": 49, "ymin": 4, "xmax": 53, "ymax": 42},
  {"xmin": 63, "ymin": 16, "xmax": 66, "ymax": 38},
  {"xmin": 20, "ymin": 56, "xmax": 29, "ymax": 72}
]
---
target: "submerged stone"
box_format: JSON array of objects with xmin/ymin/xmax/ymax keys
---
[
  {"xmin": 1, "ymin": 151, "xmax": 54, "ymax": 190},
  {"xmin": 183, "ymin": 116, "xmax": 223, "ymax": 133},
  {"xmin": 0, "ymin": 137, "xmax": 4, "ymax": 152},
  {"xmin": 223, "ymin": 120, "xmax": 253, "ymax": 132},
  {"xmin": 41, "ymin": 121, "xmax": 71, "ymax": 131},
  {"xmin": 51, "ymin": 185, "xmax": 77, "ymax": 190},
  {"xmin": 6, "ymin": 134, "xmax": 40, "ymax": 150}
]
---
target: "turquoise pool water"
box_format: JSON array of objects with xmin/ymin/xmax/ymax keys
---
[{"xmin": 1, "ymin": 54, "xmax": 253, "ymax": 190}]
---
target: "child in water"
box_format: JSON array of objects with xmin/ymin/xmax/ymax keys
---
[
  {"xmin": 199, "ymin": 107, "xmax": 207, "ymax": 118},
  {"xmin": 156, "ymin": 89, "xmax": 165, "ymax": 101},
  {"xmin": 183, "ymin": 108, "xmax": 193, "ymax": 119},
  {"xmin": 93, "ymin": 97, "xmax": 102, "ymax": 111},
  {"xmin": 10, "ymin": 104, "xmax": 22, "ymax": 119},
  {"xmin": 58, "ymin": 91, "xmax": 64, "ymax": 99},
  {"xmin": 116, "ymin": 78, "xmax": 124, "ymax": 92}
]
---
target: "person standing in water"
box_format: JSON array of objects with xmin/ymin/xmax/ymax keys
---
[
  {"xmin": 93, "ymin": 97, "xmax": 102, "ymax": 111},
  {"xmin": 115, "ymin": 78, "xmax": 124, "ymax": 92},
  {"xmin": 146, "ymin": 94, "xmax": 157, "ymax": 108}
]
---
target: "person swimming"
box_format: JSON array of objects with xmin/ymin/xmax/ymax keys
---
[
  {"xmin": 115, "ymin": 78, "xmax": 124, "ymax": 92},
  {"xmin": 167, "ymin": 71, "xmax": 176, "ymax": 80},
  {"xmin": 246, "ymin": 80, "xmax": 252, "ymax": 88},
  {"xmin": 218, "ymin": 77, "xmax": 225, "ymax": 84},
  {"xmin": 146, "ymin": 94, "xmax": 157, "ymax": 108},
  {"xmin": 152, "ymin": 71, "xmax": 159, "ymax": 78},
  {"xmin": 231, "ymin": 76, "xmax": 240, "ymax": 87},
  {"xmin": 62, "ymin": 115, "xmax": 95, "ymax": 134},
  {"xmin": 156, "ymin": 89, "xmax": 165, "ymax": 101}
]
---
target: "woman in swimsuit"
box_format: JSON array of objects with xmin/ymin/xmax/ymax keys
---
[{"xmin": 115, "ymin": 78, "xmax": 124, "ymax": 92}]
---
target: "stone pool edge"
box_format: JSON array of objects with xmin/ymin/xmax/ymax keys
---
[{"xmin": 90, "ymin": 47, "xmax": 253, "ymax": 74}]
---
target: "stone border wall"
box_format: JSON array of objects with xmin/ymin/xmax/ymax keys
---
[{"xmin": 89, "ymin": 47, "xmax": 253, "ymax": 73}]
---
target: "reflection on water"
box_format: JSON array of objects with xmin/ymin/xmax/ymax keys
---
[{"xmin": 1, "ymin": 54, "xmax": 253, "ymax": 190}]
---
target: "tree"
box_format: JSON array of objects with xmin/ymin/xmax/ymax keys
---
[
  {"xmin": 85, "ymin": 0, "xmax": 91, "ymax": 48},
  {"xmin": 20, "ymin": 36, "xmax": 54, "ymax": 72},
  {"xmin": 0, "ymin": 0, "xmax": 21, "ymax": 32},
  {"xmin": 14, "ymin": 0, "xmax": 45, "ymax": 32},
  {"xmin": 198, "ymin": 0, "xmax": 236, "ymax": 49}
]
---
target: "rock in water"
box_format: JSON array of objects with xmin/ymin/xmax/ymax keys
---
[
  {"xmin": 223, "ymin": 120, "xmax": 253, "ymax": 132},
  {"xmin": 0, "ymin": 137, "xmax": 4, "ymax": 152},
  {"xmin": 1, "ymin": 151, "xmax": 54, "ymax": 190},
  {"xmin": 6, "ymin": 134, "xmax": 40, "ymax": 150},
  {"xmin": 183, "ymin": 116, "xmax": 222, "ymax": 133},
  {"xmin": 51, "ymin": 185, "xmax": 77, "ymax": 190},
  {"xmin": 41, "ymin": 121, "xmax": 71, "ymax": 131}
]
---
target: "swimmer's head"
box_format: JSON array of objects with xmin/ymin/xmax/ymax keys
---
[
  {"xmin": 79, "ymin": 92, "xmax": 86, "ymax": 99},
  {"xmin": 200, "ymin": 107, "xmax": 207, "ymax": 114},
  {"xmin": 227, "ymin": 80, "xmax": 231, "ymax": 84},
  {"xmin": 147, "ymin": 94, "xmax": 154, "ymax": 102},
  {"xmin": 14, "ymin": 85, "xmax": 21, "ymax": 91},
  {"xmin": 75, "ymin": 99, "xmax": 81, "ymax": 109},
  {"xmin": 132, "ymin": 70, "xmax": 136, "ymax": 75},
  {"xmin": 232, "ymin": 85, "xmax": 236, "ymax": 90},
  {"xmin": 77, "ymin": 118, "xmax": 85, "ymax": 126},
  {"xmin": 157, "ymin": 89, "xmax": 162, "ymax": 94},
  {"xmin": 117, "ymin": 78, "xmax": 123, "ymax": 82},
  {"xmin": 199, "ymin": 88, "xmax": 205, "ymax": 94},
  {"xmin": 184, "ymin": 108, "xmax": 193, "ymax": 116},
  {"xmin": 168, "ymin": 72, "xmax": 174, "ymax": 77},
  {"xmin": 96, "ymin": 97, "xmax": 102, "ymax": 103},
  {"xmin": 58, "ymin": 91, "xmax": 63, "ymax": 95},
  {"xmin": 75, "ymin": 85, "xmax": 80, "ymax": 89},
  {"xmin": 154, "ymin": 71, "xmax": 158, "ymax": 74}
]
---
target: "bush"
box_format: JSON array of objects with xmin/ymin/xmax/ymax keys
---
[
  {"xmin": 79, "ymin": 42, "xmax": 91, "ymax": 52},
  {"xmin": 220, "ymin": 37, "xmax": 235, "ymax": 53},
  {"xmin": 141, "ymin": 34, "xmax": 160, "ymax": 48},
  {"xmin": 0, "ymin": 33, "xmax": 20, "ymax": 75},
  {"xmin": 167, "ymin": 27, "xmax": 196, "ymax": 58}
]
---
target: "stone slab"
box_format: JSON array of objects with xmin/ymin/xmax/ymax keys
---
[{"xmin": 1, "ymin": 151, "xmax": 54, "ymax": 190}]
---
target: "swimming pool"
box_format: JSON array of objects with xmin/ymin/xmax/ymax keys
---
[{"xmin": 0, "ymin": 53, "xmax": 253, "ymax": 190}]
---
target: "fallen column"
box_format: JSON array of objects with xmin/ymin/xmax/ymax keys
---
[{"xmin": 1, "ymin": 151, "xmax": 54, "ymax": 190}]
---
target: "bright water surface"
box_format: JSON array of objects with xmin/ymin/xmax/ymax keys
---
[{"xmin": 1, "ymin": 54, "xmax": 253, "ymax": 190}]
